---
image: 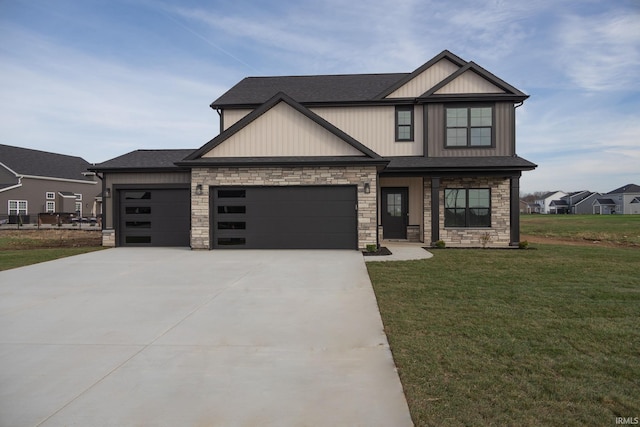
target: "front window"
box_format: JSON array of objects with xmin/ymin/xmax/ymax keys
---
[
  {"xmin": 46, "ymin": 201, "xmax": 55, "ymax": 213},
  {"xmin": 446, "ymin": 106, "xmax": 493, "ymax": 147},
  {"xmin": 8, "ymin": 200, "xmax": 27, "ymax": 215},
  {"xmin": 444, "ymin": 189, "xmax": 490, "ymax": 227},
  {"xmin": 395, "ymin": 106, "xmax": 414, "ymax": 141}
]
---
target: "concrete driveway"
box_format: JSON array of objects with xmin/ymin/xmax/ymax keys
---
[{"xmin": 0, "ymin": 248, "xmax": 412, "ymax": 426}]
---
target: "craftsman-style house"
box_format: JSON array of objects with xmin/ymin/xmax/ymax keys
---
[{"xmin": 92, "ymin": 50, "xmax": 536, "ymax": 249}]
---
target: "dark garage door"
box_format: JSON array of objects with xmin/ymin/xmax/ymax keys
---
[
  {"xmin": 212, "ymin": 186, "xmax": 357, "ymax": 249},
  {"xmin": 118, "ymin": 188, "xmax": 190, "ymax": 247}
]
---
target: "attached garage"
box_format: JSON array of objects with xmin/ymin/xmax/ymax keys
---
[
  {"xmin": 211, "ymin": 186, "xmax": 357, "ymax": 249},
  {"xmin": 117, "ymin": 187, "xmax": 190, "ymax": 247}
]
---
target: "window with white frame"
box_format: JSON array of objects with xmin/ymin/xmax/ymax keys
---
[
  {"xmin": 75, "ymin": 202, "xmax": 82, "ymax": 215},
  {"xmin": 75, "ymin": 193, "xmax": 82, "ymax": 201},
  {"xmin": 46, "ymin": 192, "xmax": 55, "ymax": 200},
  {"xmin": 8, "ymin": 200, "xmax": 28, "ymax": 215},
  {"xmin": 46, "ymin": 201, "xmax": 55, "ymax": 212}
]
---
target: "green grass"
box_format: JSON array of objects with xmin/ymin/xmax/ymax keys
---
[
  {"xmin": 521, "ymin": 214, "xmax": 640, "ymax": 246},
  {"xmin": 368, "ymin": 245, "xmax": 640, "ymax": 426},
  {"xmin": 0, "ymin": 247, "xmax": 105, "ymax": 271}
]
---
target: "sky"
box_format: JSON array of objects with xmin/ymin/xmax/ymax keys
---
[{"xmin": 1, "ymin": 0, "xmax": 638, "ymax": 195}]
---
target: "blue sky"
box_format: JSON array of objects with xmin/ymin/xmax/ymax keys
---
[{"xmin": 1, "ymin": 0, "xmax": 638, "ymax": 194}]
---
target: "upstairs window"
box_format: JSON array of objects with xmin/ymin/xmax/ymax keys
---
[
  {"xmin": 395, "ymin": 106, "xmax": 414, "ymax": 141},
  {"xmin": 446, "ymin": 106, "xmax": 493, "ymax": 147},
  {"xmin": 444, "ymin": 189, "xmax": 491, "ymax": 227},
  {"xmin": 46, "ymin": 192, "xmax": 55, "ymax": 200}
]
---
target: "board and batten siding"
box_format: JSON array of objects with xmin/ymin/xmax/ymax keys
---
[
  {"xmin": 223, "ymin": 109, "xmax": 253, "ymax": 130},
  {"xmin": 434, "ymin": 70, "xmax": 506, "ymax": 94},
  {"xmin": 205, "ymin": 102, "xmax": 364, "ymax": 157},
  {"xmin": 385, "ymin": 59, "xmax": 460, "ymax": 99},
  {"xmin": 312, "ymin": 105, "xmax": 423, "ymax": 157},
  {"xmin": 103, "ymin": 172, "xmax": 190, "ymax": 228},
  {"xmin": 426, "ymin": 102, "xmax": 514, "ymax": 157}
]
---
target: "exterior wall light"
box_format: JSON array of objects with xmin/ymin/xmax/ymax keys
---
[
  {"xmin": 104, "ymin": 188, "xmax": 111, "ymax": 198},
  {"xmin": 196, "ymin": 184, "xmax": 203, "ymax": 195},
  {"xmin": 364, "ymin": 182, "xmax": 370, "ymax": 194}
]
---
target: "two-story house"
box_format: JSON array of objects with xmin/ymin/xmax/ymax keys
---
[
  {"xmin": 593, "ymin": 184, "xmax": 640, "ymax": 214},
  {"xmin": 536, "ymin": 191, "xmax": 567, "ymax": 214},
  {"xmin": 0, "ymin": 144, "xmax": 98, "ymax": 225},
  {"xmin": 92, "ymin": 50, "xmax": 536, "ymax": 249}
]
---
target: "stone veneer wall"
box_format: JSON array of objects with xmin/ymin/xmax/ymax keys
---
[
  {"xmin": 190, "ymin": 166, "xmax": 378, "ymax": 249},
  {"xmin": 438, "ymin": 176, "xmax": 511, "ymax": 247},
  {"xmin": 102, "ymin": 229, "xmax": 116, "ymax": 247}
]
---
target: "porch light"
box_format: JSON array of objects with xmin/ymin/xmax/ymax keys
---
[
  {"xmin": 104, "ymin": 188, "xmax": 111, "ymax": 198},
  {"xmin": 196, "ymin": 184, "xmax": 203, "ymax": 195},
  {"xmin": 364, "ymin": 182, "xmax": 371, "ymax": 194}
]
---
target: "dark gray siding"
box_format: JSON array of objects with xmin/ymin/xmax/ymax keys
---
[{"xmin": 426, "ymin": 102, "xmax": 514, "ymax": 157}]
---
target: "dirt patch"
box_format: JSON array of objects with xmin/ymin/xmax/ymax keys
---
[
  {"xmin": 521, "ymin": 234, "xmax": 638, "ymax": 249},
  {"xmin": 0, "ymin": 229, "xmax": 102, "ymax": 250}
]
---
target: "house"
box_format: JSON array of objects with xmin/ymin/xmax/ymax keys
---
[
  {"xmin": 594, "ymin": 184, "xmax": 640, "ymax": 214},
  {"xmin": 91, "ymin": 50, "xmax": 537, "ymax": 249},
  {"xmin": 550, "ymin": 190, "xmax": 600, "ymax": 214},
  {"xmin": 0, "ymin": 144, "xmax": 98, "ymax": 224},
  {"xmin": 571, "ymin": 192, "xmax": 601, "ymax": 214},
  {"xmin": 536, "ymin": 191, "xmax": 567, "ymax": 214}
]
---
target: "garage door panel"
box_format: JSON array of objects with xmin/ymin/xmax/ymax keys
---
[
  {"xmin": 119, "ymin": 188, "xmax": 190, "ymax": 247},
  {"xmin": 212, "ymin": 186, "xmax": 357, "ymax": 249}
]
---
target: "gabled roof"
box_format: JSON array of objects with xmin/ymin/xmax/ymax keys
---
[
  {"xmin": 0, "ymin": 144, "xmax": 94, "ymax": 181},
  {"xmin": 550, "ymin": 199, "xmax": 569, "ymax": 206},
  {"xmin": 594, "ymin": 198, "xmax": 616, "ymax": 205},
  {"xmin": 211, "ymin": 50, "xmax": 527, "ymax": 108},
  {"xmin": 606, "ymin": 183, "xmax": 640, "ymax": 194},
  {"xmin": 631, "ymin": 197, "xmax": 640, "ymax": 204},
  {"xmin": 183, "ymin": 92, "xmax": 384, "ymax": 165},
  {"xmin": 418, "ymin": 61, "xmax": 528, "ymax": 100},
  {"xmin": 91, "ymin": 149, "xmax": 196, "ymax": 172}
]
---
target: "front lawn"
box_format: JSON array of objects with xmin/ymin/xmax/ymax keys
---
[
  {"xmin": 368, "ymin": 244, "xmax": 640, "ymax": 426},
  {"xmin": 0, "ymin": 229, "xmax": 104, "ymax": 271}
]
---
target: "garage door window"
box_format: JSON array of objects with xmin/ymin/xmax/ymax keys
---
[
  {"xmin": 218, "ymin": 189, "xmax": 245, "ymax": 198},
  {"xmin": 126, "ymin": 236, "xmax": 151, "ymax": 244},
  {"xmin": 217, "ymin": 206, "xmax": 246, "ymax": 214},
  {"xmin": 125, "ymin": 191, "xmax": 151, "ymax": 200},
  {"xmin": 126, "ymin": 206, "xmax": 151, "ymax": 214},
  {"xmin": 218, "ymin": 222, "xmax": 246, "ymax": 230}
]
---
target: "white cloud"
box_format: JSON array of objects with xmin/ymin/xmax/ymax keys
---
[{"xmin": 556, "ymin": 10, "xmax": 640, "ymax": 91}]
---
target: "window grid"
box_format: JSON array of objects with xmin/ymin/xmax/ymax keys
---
[
  {"xmin": 8, "ymin": 200, "xmax": 28, "ymax": 215},
  {"xmin": 444, "ymin": 189, "xmax": 491, "ymax": 228},
  {"xmin": 395, "ymin": 106, "xmax": 414, "ymax": 141},
  {"xmin": 446, "ymin": 106, "xmax": 493, "ymax": 147},
  {"xmin": 46, "ymin": 192, "xmax": 55, "ymax": 200},
  {"xmin": 46, "ymin": 201, "xmax": 55, "ymax": 213}
]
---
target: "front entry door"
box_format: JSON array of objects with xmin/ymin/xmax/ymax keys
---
[{"xmin": 381, "ymin": 187, "xmax": 408, "ymax": 239}]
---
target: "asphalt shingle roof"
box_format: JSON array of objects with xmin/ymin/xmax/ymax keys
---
[
  {"xmin": 606, "ymin": 184, "xmax": 640, "ymax": 194},
  {"xmin": 0, "ymin": 144, "xmax": 93, "ymax": 181},
  {"xmin": 211, "ymin": 73, "xmax": 407, "ymax": 107},
  {"xmin": 91, "ymin": 149, "xmax": 196, "ymax": 170}
]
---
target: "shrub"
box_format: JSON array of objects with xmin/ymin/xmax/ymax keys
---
[
  {"xmin": 366, "ymin": 244, "xmax": 378, "ymax": 253},
  {"xmin": 434, "ymin": 240, "xmax": 446, "ymax": 249},
  {"xmin": 518, "ymin": 240, "xmax": 529, "ymax": 249}
]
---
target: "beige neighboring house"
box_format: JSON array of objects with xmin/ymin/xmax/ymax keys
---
[
  {"xmin": 92, "ymin": 50, "xmax": 536, "ymax": 249},
  {"xmin": 0, "ymin": 144, "xmax": 98, "ymax": 225}
]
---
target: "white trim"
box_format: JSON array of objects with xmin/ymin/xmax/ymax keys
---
[
  {"xmin": 46, "ymin": 191, "xmax": 55, "ymax": 200},
  {"xmin": 0, "ymin": 162, "xmax": 19, "ymax": 177},
  {"xmin": 0, "ymin": 183, "xmax": 23, "ymax": 193},
  {"xmin": 46, "ymin": 201, "xmax": 55, "ymax": 212},
  {"xmin": 20, "ymin": 174, "xmax": 97, "ymax": 185}
]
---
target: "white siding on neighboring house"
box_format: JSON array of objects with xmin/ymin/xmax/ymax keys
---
[
  {"xmin": 312, "ymin": 105, "xmax": 423, "ymax": 157},
  {"xmin": 204, "ymin": 102, "xmax": 365, "ymax": 158},
  {"xmin": 434, "ymin": 70, "xmax": 506, "ymax": 94},
  {"xmin": 385, "ymin": 59, "xmax": 460, "ymax": 98}
]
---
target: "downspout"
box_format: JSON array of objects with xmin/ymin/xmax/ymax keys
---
[
  {"xmin": 512, "ymin": 101, "xmax": 524, "ymax": 156},
  {"xmin": 215, "ymin": 108, "xmax": 223, "ymax": 134}
]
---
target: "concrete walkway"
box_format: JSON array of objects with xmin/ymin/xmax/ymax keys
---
[
  {"xmin": 365, "ymin": 241, "xmax": 434, "ymax": 262},
  {"xmin": 0, "ymin": 248, "xmax": 413, "ymax": 427}
]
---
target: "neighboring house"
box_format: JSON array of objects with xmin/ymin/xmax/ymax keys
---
[
  {"xmin": 0, "ymin": 144, "xmax": 98, "ymax": 224},
  {"xmin": 536, "ymin": 191, "xmax": 567, "ymax": 214},
  {"xmin": 91, "ymin": 50, "xmax": 536, "ymax": 249},
  {"xmin": 571, "ymin": 192, "xmax": 601, "ymax": 214},
  {"xmin": 594, "ymin": 184, "xmax": 640, "ymax": 214}
]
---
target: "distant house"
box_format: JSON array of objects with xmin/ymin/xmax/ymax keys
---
[
  {"xmin": 594, "ymin": 184, "xmax": 640, "ymax": 214},
  {"xmin": 571, "ymin": 192, "xmax": 601, "ymax": 214},
  {"xmin": 536, "ymin": 191, "xmax": 567, "ymax": 214},
  {"xmin": 0, "ymin": 144, "xmax": 98, "ymax": 224}
]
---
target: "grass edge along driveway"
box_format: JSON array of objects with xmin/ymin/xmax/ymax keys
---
[{"xmin": 367, "ymin": 244, "xmax": 640, "ymax": 427}]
